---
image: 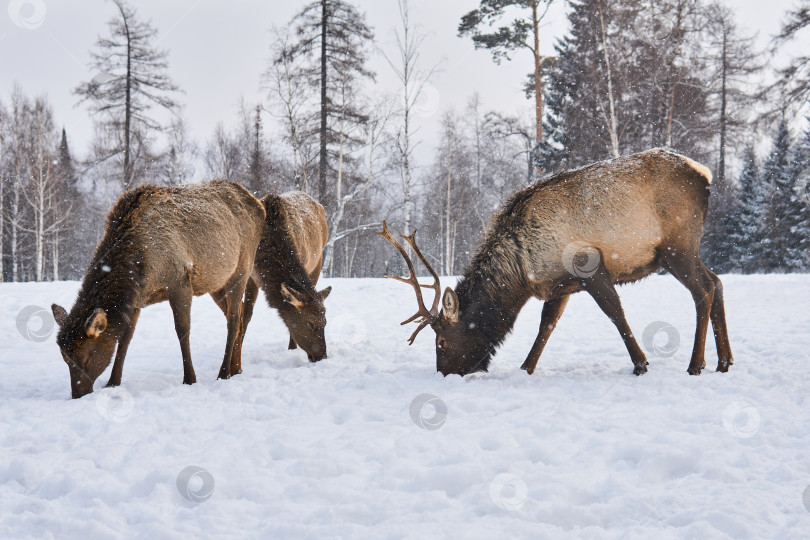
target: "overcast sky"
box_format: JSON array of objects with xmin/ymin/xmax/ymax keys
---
[{"xmin": 0, "ymin": 0, "xmax": 804, "ymax": 168}]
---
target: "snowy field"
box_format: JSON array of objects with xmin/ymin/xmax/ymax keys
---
[{"xmin": 1, "ymin": 274, "xmax": 809, "ymax": 539}]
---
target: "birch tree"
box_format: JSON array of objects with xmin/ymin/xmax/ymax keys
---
[{"xmin": 384, "ymin": 0, "xmax": 441, "ymax": 237}]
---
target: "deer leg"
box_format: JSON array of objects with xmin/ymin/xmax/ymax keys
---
[
  {"xmin": 106, "ymin": 308, "xmax": 140, "ymax": 388},
  {"xmin": 662, "ymin": 254, "xmax": 715, "ymax": 376},
  {"xmin": 583, "ymin": 263, "xmax": 648, "ymax": 375},
  {"xmin": 216, "ymin": 281, "xmax": 247, "ymax": 380},
  {"xmin": 520, "ymin": 295, "xmax": 570, "ymax": 375},
  {"xmin": 704, "ymin": 268, "xmax": 733, "ymax": 372},
  {"xmin": 168, "ymin": 286, "xmax": 196, "ymax": 385},
  {"xmin": 232, "ymin": 278, "xmax": 260, "ymax": 374}
]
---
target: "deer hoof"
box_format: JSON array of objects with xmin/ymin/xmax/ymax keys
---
[
  {"xmin": 520, "ymin": 363, "xmax": 535, "ymax": 375},
  {"xmin": 633, "ymin": 363, "xmax": 648, "ymax": 376},
  {"xmin": 687, "ymin": 366, "xmax": 702, "ymax": 376},
  {"xmin": 716, "ymin": 358, "xmax": 731, "ymax": 373}
]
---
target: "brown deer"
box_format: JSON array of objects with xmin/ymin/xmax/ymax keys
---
[
  {"xmin": 237, "ymin": 191, "xmax": 331, "ymax": 363},
  {"xmin": 51, "ymin": 180, "xmax": 266, "ymax": 398},
  {"xmin": 379, "ymin": 148, "xmax": 733, "ymax": 377}
]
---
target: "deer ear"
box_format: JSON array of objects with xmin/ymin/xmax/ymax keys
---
[
  {"xmin": 318, "ymin": 286, "xmax": 332, "ymax": 301},
  {"xmin": 280, "ymin": 283, "xmax": 305, "ymax": 310},
  {"xmin": 85, "ymin": 308, "xmax": 107, "ymax": 338},
  {"xmin": 442, "ymin": 288, "xmax": 459, "ymax": 323},
  {"xmin": 51, "ymin": 304, "xmax": 68, "ymax": 328}
]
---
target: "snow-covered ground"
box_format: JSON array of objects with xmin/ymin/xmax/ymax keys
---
[{"xmin": 1, "ymin": 274, "xmax": 809, "ymax": 539}]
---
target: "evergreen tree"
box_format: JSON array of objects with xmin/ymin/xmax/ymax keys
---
[
  {"xmin": 458, "ymin": 0, "xmax": 556, "ymax": 168},
  {"xmin": 759, "ymin": 119, "xmax": 794, "ymax": 270},
  {"xmin": 283, "ymin": 0, "xmax": 375, "ymax": 209},
  {"xmin": 782, "ymin": 121, "xmax": 810, "ymax": 270},
  {"xmin": 74, "ymin": 0, "xmax": 180, "ymax": 190},
  {"xmin": 727, "ymin": 145, "xmax": 760, "ymax": 272}
]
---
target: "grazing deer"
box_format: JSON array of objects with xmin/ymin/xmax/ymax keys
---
[
  {"xmin": 51, "ymin": 180, "xmax": 266, "ymax": 398},
  {"xmin": 379, "ymin": 148, "xmax": 733, "ymax": 377},
  {"xmin": 238, "ymin": 191, "xmax": 331, "ymax": 363}
]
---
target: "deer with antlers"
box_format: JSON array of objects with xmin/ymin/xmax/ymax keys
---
[{"xmin": 379, "ymin": 148, "xmax": 733, "ymax": 377}]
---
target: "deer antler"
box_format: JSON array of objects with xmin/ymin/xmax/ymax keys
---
[{"xmin": 377, "ymin": 220, "xmax": 441, "ymax": 345}]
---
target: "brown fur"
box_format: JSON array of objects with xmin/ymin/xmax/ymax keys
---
[
  {"xmin": 52, "ymin": 180, "xmax": 266, "ymax": 398},
  {"xmin": 237, "ymin": 191, "xmax": 331, "ymax": 363},
  {"xmin": 389, "ymin": 148, "xmax": 733, "ymax": 377}
]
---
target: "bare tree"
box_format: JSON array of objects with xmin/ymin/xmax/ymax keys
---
[
  {"xmin": 74, "ymin": 0, "xmax": 180, "ymax": 190},
  {"xmin": 203, "ymin": 122, "xmax": 243, "ymax": 180},
  {"xmin": 21, "ymin": 98, "xmax": 70, "ymax": 281},
  {"xmin": 383, "ymin": 0, "xmax": 441, "ymax": 237},
  {"xmin": 263, "ymin": 26, "xmax": 318, "ymax": 193},
  {"xmin": 322, "ymin": 97, "xmax": 393, "ymax": 276}
]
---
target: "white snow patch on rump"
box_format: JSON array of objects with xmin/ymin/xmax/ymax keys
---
[{"xmin": 665, "ymin": 150, "xmax": 713, "ymax": 183}]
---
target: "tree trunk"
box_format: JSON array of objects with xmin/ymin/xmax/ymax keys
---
[
  {"xmin": 445, "ymin": 158, "xmax": 452, "ymax": 276},
  {"xmin": 120, "ymin": 3, "xmax": 133, "ymax": 190},
  {"xmin": 718, "ymin": 22, "xmax": 728, "ymax": 186},
  {"xmin": 532, "ymin": 2, "xmax": 543, "ymax": 143},
  {"xmin": 597, "ymin": 0, "xmax": 620, "ymax": 158},
  {"xmin": 52, "ymin": 231, "xmax": 59, "ymax": 281},
  {"xmin": 318, "ymin": 0, "xmax": 328, "ymax": 205}
]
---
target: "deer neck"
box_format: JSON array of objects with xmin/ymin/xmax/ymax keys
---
[{"xmin": 455, "ymin": 246, "xmax": 532, "ymax": 360}]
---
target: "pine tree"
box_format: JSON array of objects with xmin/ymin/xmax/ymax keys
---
[
  {"xmin": 458, "ymin": 0, "xmax": 556, "ymax": 166},
  {"xmin": 283, "ymin": 0, "xmax": 375, "ymax": 209},
  {"xmin": 782, "ymin": 121, "xmax": 810, "ymax": 270},
  {"xmin": 726, "ymin": 145, "xmax": 760, "ymax": 272},
  {"xmin": 74, "ymin": 0, "xmax": 180, "ymax": 190},
  {"xmin": 759, "ymin": 119, "xmax": 794, "ymax": 270}
]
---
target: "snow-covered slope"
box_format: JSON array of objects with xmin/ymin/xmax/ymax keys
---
[{"xmin": 1, "ymin": 275, "xmax": 809, "ymax": 538}]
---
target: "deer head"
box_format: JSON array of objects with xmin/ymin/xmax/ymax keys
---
[
  {"xmin": 378, "ymin": 221, "xmax": 483, "ymax": 376},
  {"xmin": 51, "ymin": 304, "xmax": 118, "ymax": 398},
  {"xmin": 278, "ymin": 282, "xmax": 331, "ymax": 362}
]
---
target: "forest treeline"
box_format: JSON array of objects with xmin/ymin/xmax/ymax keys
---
[{"xmin": 1, "ymin": 0, "xmax": 808, "ymax": 282}]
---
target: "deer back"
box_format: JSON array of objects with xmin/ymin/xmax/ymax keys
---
[{"xmin": 279, "ymin": 191, "xmax": 329, "ymax": 274}]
